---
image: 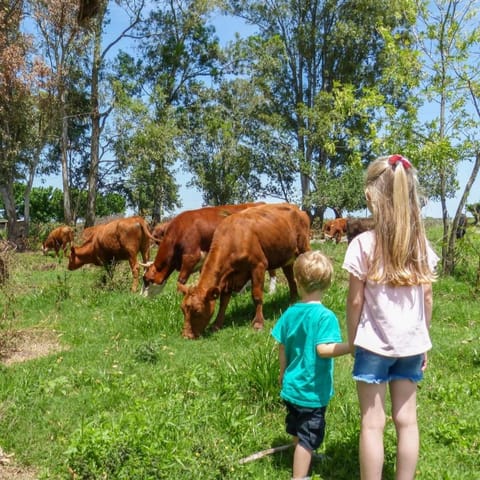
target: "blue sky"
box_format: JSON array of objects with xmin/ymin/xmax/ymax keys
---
[{"xmin": 36, "ymin": 4, "xmax": 480, "ymax": 219}]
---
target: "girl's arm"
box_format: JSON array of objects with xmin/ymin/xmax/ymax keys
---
[
  {"xmin": 317, "ymin": 342, "xmax": 351, "ymax": 358},
  {"xmin": 422, "ymin": 282, "xmax": 433, "ymax": 371},
  {"xmin": 423, "ymin": 282, "xmax": 433, "ymax": 329},
  {"xmin": 278, "ymin": 344, "xmax": 287, "ymax": 386},
  {"xmin": 346, "ymin": 273, "xmax": 365, "ymax": 350}
]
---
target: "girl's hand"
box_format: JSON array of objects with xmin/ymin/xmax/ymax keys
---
[{"xmin": 421, "ymin": 352, "xmax": 428, "ymax": 371}]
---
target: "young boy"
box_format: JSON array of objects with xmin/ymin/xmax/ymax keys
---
[{"xmin": 272, "ymin": 250, "xmax": 351, "ymax": 480}]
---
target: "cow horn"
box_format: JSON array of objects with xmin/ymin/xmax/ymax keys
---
[{"xmin": 139, "ymin": 261, "xmax": 154, "ymax": 268}]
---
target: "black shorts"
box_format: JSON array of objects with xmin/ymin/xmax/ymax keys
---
[{"xmin": 284, "ymin": 401, "xmax": 327, "ymax": 451}]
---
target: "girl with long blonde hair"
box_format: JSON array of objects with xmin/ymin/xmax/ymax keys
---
[{"xmin": 343, "ymin": 155, "xmax": 438, "ymax": 480}]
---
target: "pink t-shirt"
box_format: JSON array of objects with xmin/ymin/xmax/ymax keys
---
[{"xmin": 342, "ymin": 230, "xmax": 439, "ymax": 357}]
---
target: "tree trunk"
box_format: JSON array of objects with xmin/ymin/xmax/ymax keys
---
[
  {"xmin": 444, "ymin": 151, "xmax": 480, "ymax": 275},
  {"xmin": 0, "ymin": 182, "xmax": 20, "ymax": 245},
  {"xmin": 85, "ymin": 4, "xmax": 105, "ymax": 227},
  {"xmin": 60, "ymin": 92, "xmax": 73, "ymax": 224}
]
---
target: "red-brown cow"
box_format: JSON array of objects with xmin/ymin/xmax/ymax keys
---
[
  {"xmin": 346, "ymin": 217, "xmax": 375, "ymax": 243},
  {"xmin": 68, "ymin": 216, "xmax": 152, "ymax": 292},
  {"xmin": 42, "ymin": 226, "xmax": 74, "ymax": 257},
  {"xmin": 142, "ymin": 203, "xmax": 264, "ymax": 296},
  {"xmin": 177, "ymin": 203, "xmax": 311, "ymax": 339},
  {"xmin": 322, "ymin": 218, "xmax": 347, "ymax": 243}
]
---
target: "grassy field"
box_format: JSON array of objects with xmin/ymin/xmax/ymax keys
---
[{"xmin": 0, "ymin": 226, "xmax": 479, "ymax": 479}]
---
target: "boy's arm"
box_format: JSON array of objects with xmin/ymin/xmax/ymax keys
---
[
  {"xmin": 316, "ymin": 342, "xmax": 351, "ymax": 358},
  {"xmin": 278, "ymin": 344, "xmax": 286, "ymax": 386}
]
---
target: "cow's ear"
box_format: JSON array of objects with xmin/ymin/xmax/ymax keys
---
[
  {"xmin": 206, "ymin": 287, "xmax": 220, "ymax": 300},
  {"xmin": 177, "ymin": 283, "xmax": 189, "ymax": 295}
]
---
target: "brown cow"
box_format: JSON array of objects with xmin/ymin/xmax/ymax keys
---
[
  {"xmin": 142, "ymin": 203, "xmax": 264, "ymax": 296},
  {"xmin": 323, "ymin": 218, "xmax": 347, "ymax": 243},
  {"xmin": 68, "ymin": 216, "xmax": 152, "ymax": 292},
  {"xmin": 177, "ymin": 203, "xmax": 311, "ymax": 339},
  {"xmin": 346, "ymin": 217, "xmax": 375, "ymax": 243},
  {"xmin": 42, "ymin": 226, "xmax": 74, "ymax": 257}
]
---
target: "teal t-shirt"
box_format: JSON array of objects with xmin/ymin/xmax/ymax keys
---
[{"xmin": 271, "ymin": 302, "xmax": 342, "ymax": 408}]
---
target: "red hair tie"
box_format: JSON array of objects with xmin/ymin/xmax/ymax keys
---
[{"xmin": 388, "ymin": 154, "xmax": 412, "ymax": 170}]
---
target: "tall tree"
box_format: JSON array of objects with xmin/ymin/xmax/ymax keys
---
[
  {"xmin": 414, "ymin": 0, "xmax": 480, "ymax": 273},
  {"xmin": 0, "ymin": 0, "xmax": 45, "ymax": 244},
  {"xmin": 183, "ymin": 79, "xmax": 297, "ymax": 204},
  {"xmin": 32, "ymin": 0, "xmax": 86, "ymax": 225},
  {"xmin": 81, "ymin": 0, "xmax": 144, "ymax": 227},
  {"xmin": 112, "ymin": 0, "xmax": 224, "ymax": 213},
  {"xmin": 112, "ymin": 74, "xmax": 181, "ymax": 221},
  {"xmin": 225, "ymin": 0, "xmax": 419, "ymax": 220}
]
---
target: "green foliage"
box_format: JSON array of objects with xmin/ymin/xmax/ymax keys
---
[
  {"xmin": 0, "ymin": 185, "xmax": 126, "ymax": 223},
  {"xmin": 226, "ymin": 0, "xmax": 420, "ymax": 215}
]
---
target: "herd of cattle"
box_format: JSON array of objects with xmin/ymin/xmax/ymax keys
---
[{"xmin": 41, "ymin": 203, "xmax": 374, "ymax": 339}]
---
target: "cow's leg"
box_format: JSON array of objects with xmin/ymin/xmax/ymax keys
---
[
  {"xmin": 282, "ymin": 264, "xmax": 298, "ymax": 302},
  {"xmin": 250, "ymin": 266, "xmax": 267, "ymax": 330},
  {"xmin": 178, "ymin": 252, "xmax": 205, "ymax": 284},
  {"xmin": 129, "ymin": 256, "xmax": 139, "ymax": 292},
  {"xmin": 212, "ymin": 291, "xmax": 232, "ymax": 331}
]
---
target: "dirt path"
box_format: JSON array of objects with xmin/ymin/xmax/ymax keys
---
[{"xmin": 0, "ymin": 329, "xmax": 65, "ymax": 480}]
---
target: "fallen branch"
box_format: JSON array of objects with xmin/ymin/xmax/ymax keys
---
[{"xmin": 238, "ymin": 443, "xmax": 294, "ymax": 464}]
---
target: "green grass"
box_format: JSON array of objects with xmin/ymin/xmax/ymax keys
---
[{"xmin": 0, "ymin": 234, "xmax": 479, "ymax": 479}]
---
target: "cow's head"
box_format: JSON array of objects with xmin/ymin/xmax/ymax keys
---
[
  {"xmin": 141, "ymin": 262, "xmax": 167, "ymax": 296},
  {"xmin": 178, "ymin": 283, "xmax": 220, "ymax": 339}
]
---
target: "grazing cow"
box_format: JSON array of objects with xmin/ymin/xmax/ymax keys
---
[
  {"xmin": 456, "ymin": 214, "xmax": 467, "ymax": 239},
  {"xmin": 142, "ymin": 203, "xmax": 265, "ymax": 296},
  {"xmin": 68, "ymin": 216, "xmax": 152, "ymax": 292},
  {"xmin": 346, "ymin": 217, "xmax": 375, "ymax": 243},
  {"xmin": 42, "ymin": 226, "xmax": 74, "ymax": 257},
  {"xmin": 177, "ymin": 203, "xmax": 311, "ymax": 339},
  {"xmin": 323, "ymin": 218, "xmax": 347, "ymax": 243}
]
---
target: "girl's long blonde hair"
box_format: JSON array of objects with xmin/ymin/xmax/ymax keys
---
[{"xmin": 365, "ymin": 155, "xmax": 436, "ymax": 286}]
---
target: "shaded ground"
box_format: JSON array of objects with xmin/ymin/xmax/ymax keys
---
[{"xmin": 0, "ymin": 329, "xmax": 65, "ymax": 480}]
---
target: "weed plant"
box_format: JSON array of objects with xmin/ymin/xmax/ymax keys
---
[{"xmin": 0, "ymin": 230, "xmax": 479, "ymax": 479}]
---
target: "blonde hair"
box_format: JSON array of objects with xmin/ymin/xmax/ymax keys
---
[
  {"xmin": 365, "ymin": 155, "xmax": 436, "ymax": 286},
  {"xmin": 293, "ymin": 250, "xmax": 333, "ymax": 293}
]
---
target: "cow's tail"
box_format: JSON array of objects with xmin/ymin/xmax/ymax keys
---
[{"xmin": 139, "ymin": 219, "xmax": 158, "ymax": 244}]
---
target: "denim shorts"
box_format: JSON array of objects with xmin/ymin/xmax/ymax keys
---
[
  {"xmin": 284, "ymin": 401, "xmax": 326, "ymax": 451},
  {"xmin": 353, "ymin": 346, "xmax": 425, "ymax": 384}
]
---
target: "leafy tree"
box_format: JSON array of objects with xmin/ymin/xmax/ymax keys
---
[
  {"xmin": 0, "ymin": 0, "xmax": 53, "ymax": 244},
  {"xmin": 81, "ymin": 0, "xmax": 144, "ymax": 227},
  {"xmin": 110, "ymin": 0, "xmax": 225, "ymax": 216},
  {"xmin": 183, "ymin": 79, "xmax": 296, "ymax": 205},
  {"xmin": 113, "ymin": 85, "xmax": 181, "ymax": 222},
  {"xmin": 31, "ymin": 0, "xmax": 87, "ymax": 225},
  {"xmin": 414, "ymin": 0, "xmax": 480, "ymax": 274},
  {"xmin": 225, "ymin": 0, "xmax": 419, "ymax": 220}
]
